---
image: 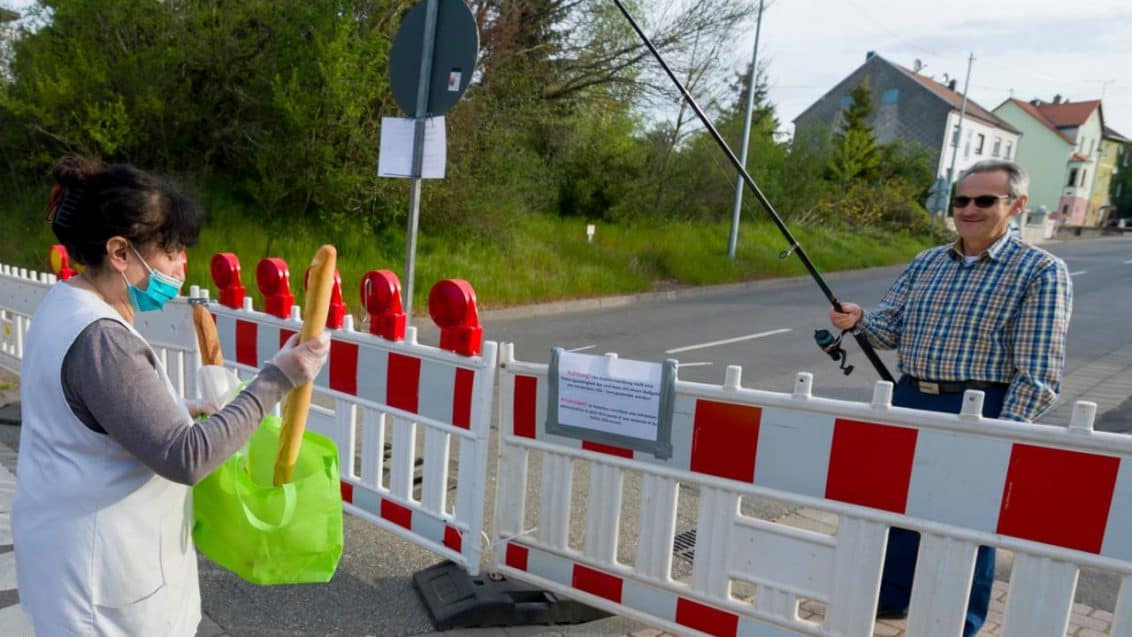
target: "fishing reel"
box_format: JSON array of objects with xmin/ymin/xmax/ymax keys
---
[{"xmin": 814, "ymin": 329, "xmax": 854, "ymax": 376}]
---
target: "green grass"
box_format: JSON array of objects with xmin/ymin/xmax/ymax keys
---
[{"xmin": 1, "ymin": 180, "xmax": 937, "ymax": 317}]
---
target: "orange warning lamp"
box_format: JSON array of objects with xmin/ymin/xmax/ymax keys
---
[
  {"xmin": 429, "ymin": 279, "xmax": 482, "ymax": 356},
  {"xmin": 210, "ymin": 253, "xmax": 245, "ymax": 309},
  {"xmin": 360, "ymin": 270, "xmax": 405, "ymax": 341},
  {"xmin": 256, "ymin": 258, "xmax": 294, "ymax": 318},
  {"xmin": 304, "ymin": 265, "xmax": 345, "ymax": 329},
  {"xmin": 49, "ymin": 245, "xmax": 76, "ymax": 280}
]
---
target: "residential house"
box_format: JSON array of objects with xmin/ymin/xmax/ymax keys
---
[
  {"xmin": 994, "ymin": 97, "xmax": 1105, "ymax": 226},
  {"xmin": 1092, "ymin": 127, "xmax": 1130, "ymax": 226},
  {"xmin": 992, "ymin": 99, "xmax": 1076, "ymax": 222},
  {"xmin": 793, "ymin": 52, "xmax": 1021, "ymax": 210}
]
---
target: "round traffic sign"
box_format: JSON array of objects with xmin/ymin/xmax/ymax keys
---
[{"xmin": 389, "ymin": 0, "xmax": 479, "ymax": 116}]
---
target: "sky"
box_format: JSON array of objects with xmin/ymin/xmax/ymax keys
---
[{"xmin": 746, "ymin": 0, "xmax": 1132, "ymax": 138}]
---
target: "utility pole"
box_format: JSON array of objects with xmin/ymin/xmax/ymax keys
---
[
  {"xmin": 942, "ymin": 53, "xmax": 975, "ymax": 217},
  {"xmin": 726, "ymin": 0, "xmax": 765, "ymax": 260}
]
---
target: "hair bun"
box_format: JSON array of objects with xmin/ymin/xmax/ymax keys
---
[
  {"xmin": 47, "ymin": 156, "xmax": 99, "ymax": 228},
  {"xmin": 52, "ymin": 155, "xmax": 100, "ymax": 188}
]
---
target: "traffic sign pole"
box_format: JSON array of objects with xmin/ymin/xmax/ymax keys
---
[{"xmin": 402, "ymin": 0, "xmax": 440, "ymax": 320}]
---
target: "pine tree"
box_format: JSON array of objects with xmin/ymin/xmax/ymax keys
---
[{"xmin": 826, "ymin": 79, "xmax": 881, "ymax": 184}]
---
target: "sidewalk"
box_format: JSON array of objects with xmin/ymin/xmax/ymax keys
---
[{"xmin": 0, "ymin": 434, "xmax": 33, "ymax": 636}]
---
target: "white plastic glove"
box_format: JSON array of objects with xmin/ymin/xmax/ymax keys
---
[
  {"xmin": 197, "ymin": 365, "xmax": 243, "ymax": 407},
  {"xmin": 270, "ymin": 332, "xmax": 331, "ymax": 387}
]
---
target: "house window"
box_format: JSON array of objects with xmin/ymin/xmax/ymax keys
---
[
  {"xmin": 1081, "ymin": 169, "xmax": 1087, "ymax": 186},
  {"xmin": 1004, "ymin": 141, "xmax": 1013, "ymax": 160},
  {"xmin": 975, "ymin": 134, "xmax": 986, "ymax": 155},
  {"xmin": 882, "ymin": 88, "xmax": 899, "ymax": 104},
  {"xmin": 951, "ymin": 126, "xmax": 960, "ymax": 146},
  {"xmin": 992, "ymin": 138, "xmax": 1002, "ymax": 157},
  {"xmin": 1067, "ymin": 168, "xmax": 1078, "ymax": 186},
  {"xmin": 840, "ymin": 95, "xmax": 852, "ymax": 109},
  {"xmin": 1088, "ymin": 139, "xmax": 1095, "ymax": 155}
]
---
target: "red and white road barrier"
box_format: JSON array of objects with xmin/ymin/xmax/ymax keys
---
[
  {"xmin": 495, "ymin": 343, "xmax": 1132, "ymax": 637},
  {"xmin": 7, "ymin": 245, "xmax": 1132, "ymax": 635},
  {"xmin": 1, "ymin": 249, "xmax": 497, "ymax": 577}
]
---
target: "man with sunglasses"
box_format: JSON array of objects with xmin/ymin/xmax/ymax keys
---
[{"xmin": 829, "ymin": 159, "xmax": 1072, "ymax": 636}]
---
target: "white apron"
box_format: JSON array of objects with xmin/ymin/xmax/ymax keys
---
[{"xmin": 12, "ymin": 282, "xmax": 200, "ymax": 636}]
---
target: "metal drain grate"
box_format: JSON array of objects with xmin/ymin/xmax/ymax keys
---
[{"xmin": 672, "ymin": 527, "xmax": 696, "ymax": 563}]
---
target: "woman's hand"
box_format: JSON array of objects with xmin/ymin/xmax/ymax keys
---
[{"xmin": 270, "ymin": 332, "xmax": 331, "ymax": 386}]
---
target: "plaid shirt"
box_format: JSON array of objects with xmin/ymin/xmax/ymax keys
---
[{"xmin": 858, "ymin": 233, "xmax": 1072, "ymax": 422}]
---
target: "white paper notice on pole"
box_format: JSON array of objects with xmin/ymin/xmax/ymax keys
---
[
  {"xmin": 377, "ymin": 116, "xmax": 446, "ymax": 179},
  {"xmin": 555, "ymin": 351, "xmax": 663, "ymax": 442}
]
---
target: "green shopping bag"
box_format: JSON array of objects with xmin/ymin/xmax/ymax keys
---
[{"xmin": 192, "ymin": 415, "xmax": 344, "ymax": 585}]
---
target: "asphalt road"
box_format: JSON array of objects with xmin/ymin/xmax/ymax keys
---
[{"xmin": 475, "ymin": 235, "xmax": 1132, "ymax": 411}]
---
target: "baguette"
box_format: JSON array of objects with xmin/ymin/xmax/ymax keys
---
[
  {"xmin": 274, "ymin": 245, "xmax": 337, "ymax": 485},
  {"xmin": 191, "ymin": 303, "xmax": 224, "ymax": 366}
]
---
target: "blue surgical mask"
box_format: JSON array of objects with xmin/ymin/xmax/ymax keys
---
[{"xmin": 123, "ymin": 245, "xmax": 184, "ymax": 312}]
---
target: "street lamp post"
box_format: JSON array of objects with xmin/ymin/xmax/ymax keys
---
[{"xmin": 726, "ymin": 0, "xmax": 765, "ymax": 260}]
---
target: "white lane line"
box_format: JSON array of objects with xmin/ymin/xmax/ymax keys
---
[
  {"xmin": 1124, "ymin": 259, "xmax": 1132, "ymax": 264},
  {"xmin": 1069, "ymin": 270, "xmax": 1088, "ymax": 277},
  {"xmin": 665, "ymin": 328, "xmax": 792, "ymax": 354}
]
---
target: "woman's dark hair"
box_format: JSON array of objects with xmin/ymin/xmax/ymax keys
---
[{"xmin": 47, "ymin": 156, "xmax": 203, "ymax": 267}]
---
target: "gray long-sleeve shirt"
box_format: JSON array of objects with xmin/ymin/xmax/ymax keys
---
[{"xmin": 61, "ymin": 319, "xmax": 294, "ymax": 485}]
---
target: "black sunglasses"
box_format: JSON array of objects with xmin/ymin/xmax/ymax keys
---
[{"xmin": 952, "ymin": 194, "xmax": 1012, "ymax": 209}]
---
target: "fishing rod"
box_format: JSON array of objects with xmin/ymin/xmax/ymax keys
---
[{"xmin": 610, "ymin": 0, "xmax": 894, "ymax": 383}]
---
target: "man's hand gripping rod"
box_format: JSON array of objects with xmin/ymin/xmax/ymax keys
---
[{"xmin": 610, "ymin": 0, "xmax": 893, "ymax": 382}]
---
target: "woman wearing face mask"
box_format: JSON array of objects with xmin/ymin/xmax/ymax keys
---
[{"xmin": 12, "ymin": 156, "xmax": 331, "ymax": 636}]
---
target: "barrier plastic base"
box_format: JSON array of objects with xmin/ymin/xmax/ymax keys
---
[
  {"xmin": 412, "ymin": 560, "xmax": 611, "ymax": 629},
  {"xmin": 0, "ymin": 402, "xmax": 20, "ymax": 426}
]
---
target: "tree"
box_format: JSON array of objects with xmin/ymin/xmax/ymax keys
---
[
  {"xmin": 1110, "ymin": 144, "xmax": 1132, "ymax": 220},
  {"xmin": 826, "ymin": 79, "xmax": 880, "ymax": 184}
]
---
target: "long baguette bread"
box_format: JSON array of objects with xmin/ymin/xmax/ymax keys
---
[
  {"xmin": 191, "ymin": 303, "xmax": 224, "ymax": 366},
  {"xmin": 274, "ymin": 245, "xmax": 337, "ymax": 485}
]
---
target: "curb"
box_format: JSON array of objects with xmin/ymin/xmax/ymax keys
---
[{"xmin": 466, "ymin": 263, "xmax": 908, "ymax": 322}]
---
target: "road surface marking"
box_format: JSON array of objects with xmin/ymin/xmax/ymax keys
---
[
  {"xmin": 1069, "ymin": 270, "xmax": 1088, "ymax": 277},
  {"xmin": 1124, "ymin": 259, "xmax": 1132, "ymax": 264},
  {"xmin": 665, "ymin": 328, "xmax": 792, "ymax": 354}
]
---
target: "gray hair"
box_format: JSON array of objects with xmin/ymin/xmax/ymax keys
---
[{"xmin": 958, "ymin": 159, "xmax": 1030, "ymax": 199}]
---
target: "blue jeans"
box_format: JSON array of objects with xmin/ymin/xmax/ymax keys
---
[{"xmin": 879, "ymin": 376, "xmax": 1007, "ymax": 636}]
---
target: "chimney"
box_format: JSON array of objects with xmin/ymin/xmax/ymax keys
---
[
  {"xmin": 948, "ymin": 79, "xmax": 958, "ymax": 92},
  {"xmin": 1030, "ymin": 98, "xmax": 1042, "ymax": 107},
  {"xmin": 866, "ymin": 51, "xmax": 876, "ymax": 62},
  {"xmin": 1053, "ymin": 94, "xmax": 1062, "ymax": 104}
]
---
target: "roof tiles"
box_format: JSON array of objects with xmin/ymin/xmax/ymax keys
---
[
  {"xmin": 1000, "ymin": 98, "xmax": 1075, "ymax": 145},
  {"xmin": 1036, "ymin": 100, "xmax": 1101, "ymax": 128},
  {"xmin": 895, "ymin": 65, "xmax": 1020, "ymax": 134}
]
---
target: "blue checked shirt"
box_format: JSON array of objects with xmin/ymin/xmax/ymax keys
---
[{"xmin": 857, "ymin": 233, "xmax": 1072, "ymax": 422}]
